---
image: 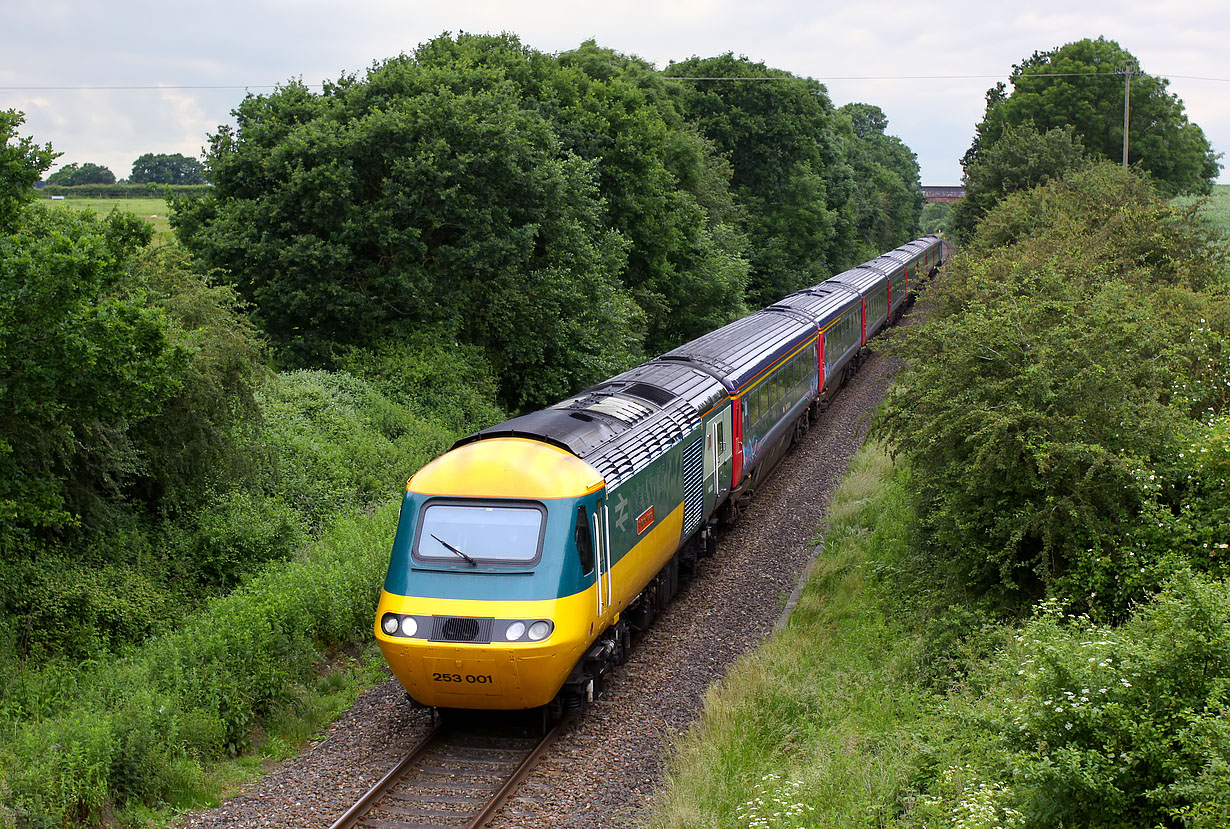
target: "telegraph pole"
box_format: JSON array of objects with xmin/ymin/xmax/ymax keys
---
[{"xmin": 1122, "ymin": 60, "xmax": 1138, "ymax": 167}]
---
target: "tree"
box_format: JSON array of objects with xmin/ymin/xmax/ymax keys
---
[
  {"xmin": 966, "ymin": 37, "xmax": 1220, "ymax": 196},
  {"xmin": 129, "ymin": 152, "xmax": 207, "ymax": 185},
  {"xmin": 837, "ymin": 102, "xmax": 923, "ymax": 261},
  {"xmin": 44, "ymin": 161, "xmax": 116, "ymax": 185},
  {"xmin": 0, "ymin": 110, "xmax": 56, "ymax": 231},
  {"xmin": 668, "ymin": 54, "xmax": 858, "ymax": 307},
  {"xmin": 1, "ymin": 113, "xmax": 265, "ymax": 555},
  {"xmin": 409, "ymin": 35, "xmax": 749, "ymax": 354},
  {"xmin": 875, "ymin": 163, "xmax": 1230, "ymax": 617},
  {"xmin": 174, "ymin": 42, "xmax": 648, "ymax": 409},
  {"xmin": 949, "ymin": 122, "xmax": 1086, "ymax": 243}
]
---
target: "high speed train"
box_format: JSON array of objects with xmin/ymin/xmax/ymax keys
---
[{"xmin": 374, "ymin": 236, "xmax": 945, "ymax": 714}]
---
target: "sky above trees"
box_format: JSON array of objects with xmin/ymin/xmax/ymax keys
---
[{"xmin": 2, "ymin": 0, "xmax": 1228, "ymax": 187}]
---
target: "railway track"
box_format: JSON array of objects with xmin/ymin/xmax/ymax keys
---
[{"xmin": 328, "ymin": 717, "xmax": 567, "ymax": 829}]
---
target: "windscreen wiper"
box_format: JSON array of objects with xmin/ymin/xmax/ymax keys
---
[{"xmin": 431, "ymin": 533, "xmax": 478, "ymax": 566}]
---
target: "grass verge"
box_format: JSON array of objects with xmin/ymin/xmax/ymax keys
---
[{"xmin": 646, "ymin": 444, "xmax": 946, "ymax": 827}]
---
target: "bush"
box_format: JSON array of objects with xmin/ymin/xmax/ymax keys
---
[
  {"xmin": 37, "ymin": 183, "xmax": 211, "ymax": 198},
  {"xmin": 914, "ymin": 572, "xmax": 1230, "ymax": 827},
  {"xmin": 178, "ymin": 489, "xmax": 307, "ymax": 590},
  {"xmin": 876, "ymin": 164, "xmax": 1230, "ymax": 616},
  {"xmin": 254, "ymin": 369, "xmax": 457, "ymax": 526},
  {"xmin": 0, "ymin": 503, "xmax": 398, "ymax": 824}
]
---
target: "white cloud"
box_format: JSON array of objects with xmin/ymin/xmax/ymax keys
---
[{"xmin": 3, "ymin": 0, "xmax": 1228, "ymax": 185}]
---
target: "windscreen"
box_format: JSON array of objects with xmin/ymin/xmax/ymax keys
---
[{"xmin": 414, "ymin": 502, "xmax": 545, "ymax": 565}]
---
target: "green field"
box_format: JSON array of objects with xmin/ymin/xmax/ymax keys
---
[
  {"xmin": 1173, "ymin": 183, "xmax": 1230, "ymax": 236},
  {"xmin": 43, "ymin": 196, "xmax": 173, "ymax": 243}
]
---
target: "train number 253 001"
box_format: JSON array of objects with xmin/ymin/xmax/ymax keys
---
[{"xmin": 431, "ymin": 672, "xmax": 493, "ymax": 684}]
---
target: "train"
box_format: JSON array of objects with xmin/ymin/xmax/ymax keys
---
[{"xmin": 374, "ymin": 235, "xmax": 946, "ymax": 715}]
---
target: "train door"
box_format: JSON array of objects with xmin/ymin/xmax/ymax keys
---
[
  {"xmin": 705, "ymin": 405, "xmax": 734, "ymax": 500},
  {"xmin": 591, "ymin": 500, "xmax": 614, "ymax": 619}
]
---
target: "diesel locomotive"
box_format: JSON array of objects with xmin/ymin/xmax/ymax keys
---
[{"xmin": 375, "ymin": 236, "xmax": 945, "ymax": 713}]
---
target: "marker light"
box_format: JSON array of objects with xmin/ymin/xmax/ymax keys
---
[
  {"xmin": 505, "ymin": 621, "xmax": 527, "ymax": 641},
  {"xmin": 400, "ymin": 616, "xmax": 418, "ymax": 637},
  {"xmin": 382, "ymin": 615, "xmax": 399, "ymax": 635},
  {"xmin": 527, "ymin": 620, "xmax": 552, "ymax": 641}
]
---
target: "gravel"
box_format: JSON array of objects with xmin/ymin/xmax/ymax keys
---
[{"xmin": 175, "ymin": 345, "xmax": 899, "ymax": 829}]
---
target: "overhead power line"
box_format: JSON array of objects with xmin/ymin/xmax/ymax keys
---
[{"xmin": 3, "ymin": 70, "xmax": 1229, "ymax": 92}]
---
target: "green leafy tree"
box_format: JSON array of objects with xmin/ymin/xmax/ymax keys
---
[
  {"xmin": 407, "ymin": 34, "xmax": 749, "ymax": 354},
  {"xmin": 875, "ymin": 163, "xmax": 1229, "ymax": 616},
  {"xmin": 129, "ymin": 152, "xmax": 208, "ymax": 185},
  {"xmin": 668, "ymin": 54, "xmax": 857, "ymax": 306},
  {"xmin": 967, "ymin": 37, "xmax": 1220, "ymax": 196},
  {"xmin": 44, "ymin": 161, "xmax": 116, "ymax": 185},
  {"xmin": 837, "ymin": 102, "xmax": 923, "ymax": 261},
  {"xmin": 0, "ymin": 110, "xmax": 56, "ymax": 231},
  {"xmin": 174, "ymin": 44, "xmax": 646, "ymax": 409},
  {"xmin": 950, "ymin": 122, "xmax": 1086, "ymax": 243}
]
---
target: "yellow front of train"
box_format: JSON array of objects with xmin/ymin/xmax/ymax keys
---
[{"xmin": 374, "ymin": 437, "xmax": 609, "ymax": 710}]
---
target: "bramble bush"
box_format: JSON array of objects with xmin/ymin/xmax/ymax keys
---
[
  {"xmin": 910, "ymin": 572, "xmax": 1230, "ymax": 827},
  {"xmin": 876, "ymin": 164, "xmax": 1230, "ymax": 618}
]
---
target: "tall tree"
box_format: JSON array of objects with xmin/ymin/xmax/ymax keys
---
[
  {"xmin": 667, "ymin": 54, "xmax": 857, "ymax": 307},
  {"xmin": 130, "ymin": 152, "xmax": 208, "ymax": 185},
  {"xmin": 44, "ymin": 161, "xmax": 115, "ymax": 185},
  {"xmin": 966, "ymin": 37, "xmax": 1220, "ymax": 196},
  {"xmin": 837, "ymin": 102, "xmax": 923, "ymax": 261},
  {"xmin": 173, "ymin": 44, "xmax": 647, "ymax": 409},
  {"xmin": 950, "ymin": 122, "xmax": 1086, "ymax": 243},
  {"xmin": 408, "ymin": 34, "xmax": 749, "ymax": 354}
]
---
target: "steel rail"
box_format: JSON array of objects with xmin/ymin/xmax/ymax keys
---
[
  {"xmin": 328, "ymin": 722, "xmax": 447, "ymax": 829},
  {"xmin": 327, "ymin": 718, "xmax": 567, "ymax": 829}
]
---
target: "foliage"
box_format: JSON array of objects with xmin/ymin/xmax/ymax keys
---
[
  {"xmin": 919, "ymin": 201, "xmax": 952, "ymax": 236},
  {"xmin": 837, "ymin": 102, "xmax": 924, "ymax": 261},
  {"xmin": 0, "ymin": 504, "xmax": 398, "ymax": 826},
  {"xmin": 45, "ymin": 161, "xmax": 116, "ymax": 186},
  {"xmin": 0, "ymin": 110, "xmax": 56, "ymax": 232},
  {"xmin": 876, "ymin": 163, "xmax": 1230, "ymax": 617},
  {"xmin": 966, "ymin": 37, "xmax": 1221, "ymax": 197},
  {"xmin": 251, "ymin": 369, "xmax": 457, "ymax": 528},
  {"xmin": 667, "ymin": 54, "xmax": 857, "ymax": 306},
  {"xmin": 129, "ymin": 152, "xmax": 208, "ymax": 185},
  {"xmin": 176, "ymin": 34, "xmax": 751, "ymax": 407},
  {"xmin": 410, "ymin": 35, "xmax": 750, "ymax": 354},
  {"xmin": 0, "ymin": 202, "xmax": 188, "ymax": 544},
  {"xmin": 949, "ymin": 122, "xmax": 1086, "ymax": 243},
  {"xmin": 918, "ymin": 574, "xmax": 1230, "ymax": 827}
]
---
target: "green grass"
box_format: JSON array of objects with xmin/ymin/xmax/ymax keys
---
[
  {"xmin": 43, "ymin": 196, "xmax": 174, "ymax": 243},
  {"xmin": 646, "ymin": 445, "xmax": 949, "ymax": 828}
]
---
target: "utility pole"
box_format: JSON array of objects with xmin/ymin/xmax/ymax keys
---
[{"xmin": 1122, "ymin": 60, "xmax": 1138, "ymax": 168}]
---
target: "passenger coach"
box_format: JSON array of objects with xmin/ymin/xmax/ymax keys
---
[{"xmin": 375, "ymin": 236, "xmax": 945, "ymax": 713}]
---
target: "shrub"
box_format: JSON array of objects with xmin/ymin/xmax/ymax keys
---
[{"xmin": 912, "ymin": 572, "xmax": 1230, "ymax": 827}]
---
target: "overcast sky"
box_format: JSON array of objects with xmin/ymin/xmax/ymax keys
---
[{"xmin": 4, "ymin": 0, "xmax": 1228, "ymax": 187}]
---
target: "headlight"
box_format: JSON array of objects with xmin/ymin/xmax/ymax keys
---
[
  {"xmin": 382, "ymin": 614, "xmax": 399, "ymax": 635},
  {"xmin": 400, "ymin": 616, "xmax": 418, "ymax": 637},
  {"xmin": 505, "ymin": 621, "xmax": 526, "ymax": 641},
  {"xmin": 527, "ymin": 620, "xmax": 552, "ymax": 641}
]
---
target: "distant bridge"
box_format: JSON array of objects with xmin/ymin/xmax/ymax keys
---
[{"xmin": 921, "ymin": 186, "xmax": 964, "ymax": 203}]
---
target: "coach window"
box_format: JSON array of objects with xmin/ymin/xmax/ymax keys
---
[{"xmin": 575, "ymin": 505, "xmax": 594, "ymax": 575}]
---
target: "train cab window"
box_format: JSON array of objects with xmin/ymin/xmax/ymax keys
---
[
  {"xmin": 574, "ymin": 505, "xmax": 594, "ymax": 575},
  {"xmin": 717, "ymin": 421, "xmax": 726, "ymax": 452},
  {"xmin": 415, "ymin": 501, "xmax": 546, "ymax": 565}
]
